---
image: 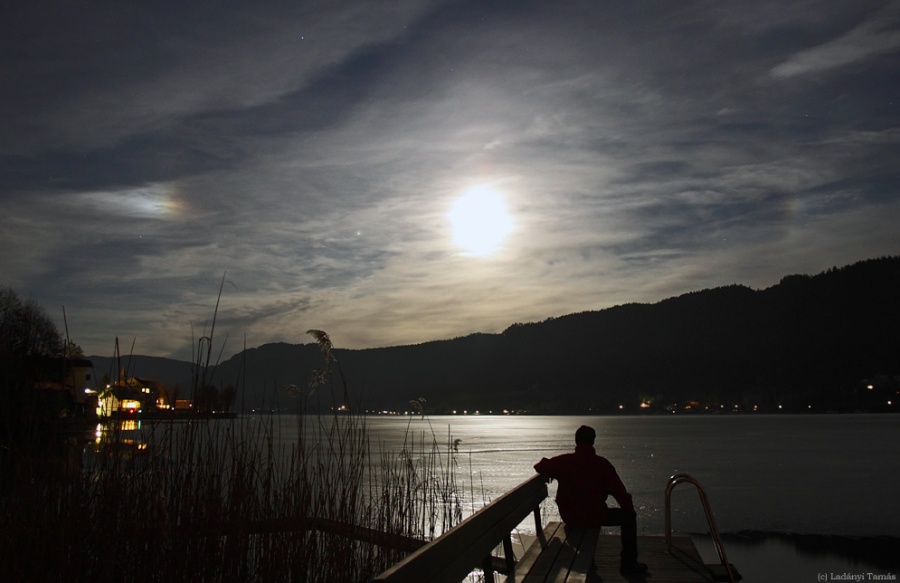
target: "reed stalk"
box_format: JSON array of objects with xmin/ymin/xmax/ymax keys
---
[{"xmin": 0, "ymin": 335, "xmax": 466, "ymax": 582}]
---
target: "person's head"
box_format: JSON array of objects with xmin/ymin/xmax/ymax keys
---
[{"xmin": 575, "ymin": 425, "xmax": 596, "ymax": 445}]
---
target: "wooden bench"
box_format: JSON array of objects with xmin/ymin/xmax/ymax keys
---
[{"xmin": 372, "ymin": 474, "xmax": 601, "ymax": 583}]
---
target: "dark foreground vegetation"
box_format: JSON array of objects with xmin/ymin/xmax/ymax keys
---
[
  {"xmin": 2, "ymin": 411, "xmax": 464, "ymax": 582},
  {"xmin": 1, "ymin": 316, "xmax": 465, "ymax": 582}
]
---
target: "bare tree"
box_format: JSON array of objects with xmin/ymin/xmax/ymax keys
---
[{"xmin": 0, "ymin": 287, "xmax": 64, "ymax": 359}]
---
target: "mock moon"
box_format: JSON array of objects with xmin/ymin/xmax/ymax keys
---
[{"xmin": 448, "ymin": 185, "xmax": 513, "ymax": 256}]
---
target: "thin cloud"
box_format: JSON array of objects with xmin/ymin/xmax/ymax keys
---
[
  {"xmin": 771, "ymin": 4, "xmax": 900, "ymax": 78},
  {"xmin": 1, "ymin": 1, "xmax": 898, "ymax": 358},
  {"xmin": 1, "ymin": 2, "xmax": 437, "ymax": 155}
]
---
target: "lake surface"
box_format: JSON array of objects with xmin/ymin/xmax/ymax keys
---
[
  {"xmin": 264, "ymin": 414, "xmax": 900, "ymax": 535},
  {"xmin": 115, "ymin": 413, "xmax": 900, "ymax": 580},
  {"xmin": 290, "ymin": 413, "xmax": 900, "ymax": 580}
]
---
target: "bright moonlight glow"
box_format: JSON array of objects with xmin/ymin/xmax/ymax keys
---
[{"xmin": 448, "ymin": 185, "xmax": 513, "ymax": 256}]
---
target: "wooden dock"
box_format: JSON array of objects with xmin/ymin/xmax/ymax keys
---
[
  {"xmin": 588, "ymin": 535, "xmax": 719, "ymax": 582},
  {"xmin": 372, "ymin": 473, "xmax": 740, "ymax": 583},
  {"xmin": 500, "ymin": 532, "xmax": 733, "ymax": 583}
]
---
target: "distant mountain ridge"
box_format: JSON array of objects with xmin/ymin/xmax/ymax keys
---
[{"xmin": 89, "ymin": 256, "xmax": 900, "ymax": 413}]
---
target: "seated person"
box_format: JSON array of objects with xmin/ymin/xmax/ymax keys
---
[{"xmin": 534, "ymin": 425, "xmax": 647, "ymax": 575}]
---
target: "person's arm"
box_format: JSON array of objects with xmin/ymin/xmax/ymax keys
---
[{"xmin": 534, "ymin": 456, "xmax": 560, "ymax": 481}]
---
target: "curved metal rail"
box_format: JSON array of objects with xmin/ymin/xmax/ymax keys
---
[{"xmin": 665, "ymin": 473, "xmax": 739, "ymax": 583}]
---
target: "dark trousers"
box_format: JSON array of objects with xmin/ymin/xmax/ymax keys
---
[{"xmin": 602, "ymin": 508, "xmax": 638, "ymax": 565}]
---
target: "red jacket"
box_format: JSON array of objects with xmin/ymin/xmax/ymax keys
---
[{"xmin": 534, "ymin": 444, "xmax": 634, "ymax": 526}]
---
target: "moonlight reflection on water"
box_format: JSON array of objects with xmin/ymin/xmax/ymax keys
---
[
  {"xmin": 104, "ymin": 413, "xmax": 899, "ymax": 580},
  {"xmin": 310, "ymin": 414, "xmax": 897, "ymax": 536}
]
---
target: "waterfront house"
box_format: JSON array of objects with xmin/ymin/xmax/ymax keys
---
[
  {"xmin": 30, "ymin": 357, "xmax": 95, "ymax": 417},
  {"xmin": 96, "ymin": 374, "xmax": 173, "ymax": 417}
]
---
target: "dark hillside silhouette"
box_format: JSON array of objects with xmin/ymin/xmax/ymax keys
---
[{"xmin": 89, "ymin": 256, "xmax": 900, "ymax": 413}]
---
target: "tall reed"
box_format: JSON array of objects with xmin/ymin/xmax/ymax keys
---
[{"xmin": 0, "ymin": 333, "xmax": 466, "ymax": 582}]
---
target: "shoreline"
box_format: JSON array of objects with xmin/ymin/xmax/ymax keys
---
[{"xmin": 699, "ymin": 531, "xmax": 900, "ymax": 571}]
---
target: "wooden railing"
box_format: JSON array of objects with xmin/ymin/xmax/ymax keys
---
[{"xmin": 373, "ymin": 474, "xmax": 549, "ymax": 583}]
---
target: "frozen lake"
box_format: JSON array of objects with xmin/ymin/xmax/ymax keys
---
[
  {"xmin": 116, "ymin": 412, "xmax": 900, "ymax": 580},
  {"xmin": 283, "ymin": 413, "xmax": 900, "ymax": 580},
  {"xmin": 300, "ymin": 413, "xmax": 900, "ymax": 537}
]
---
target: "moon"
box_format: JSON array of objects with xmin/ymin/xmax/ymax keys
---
[{"xmin": 448, "ymin": 184, "xmax": 513, "ymax": 256}]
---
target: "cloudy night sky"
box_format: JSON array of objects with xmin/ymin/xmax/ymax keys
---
[{"xmin": 2, "ymin": 1, "xmax": 899, "ymax": 360}]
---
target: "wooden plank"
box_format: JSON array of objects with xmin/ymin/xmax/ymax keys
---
[
  {"xmin": 508, "ymin": 523, "xmax": 601, "ymax": 583},
  {"xmin": 373, "ymin": 475, "xmax": 548, "ymax": 583},
  {"xmin": 506, "ymin": 522, "xmax": 564, "ymax": 582},
  {"xmin": 546, "ymin": 527, "xmax": 583, "ymax": 583},
  {"xmin": 593, "ymin": 535, "xmax": 714, "ymax": 583},
  {"xmin": 432, "ymin": 485, "xmax": 549, "ymax": 582},
  {"xmin": 522, "ymin": 526, "xmax": 566, "ymax": 583},
  {"xmin": 563, "ymin": 527, "xmax": 600, "ymax": 583}
]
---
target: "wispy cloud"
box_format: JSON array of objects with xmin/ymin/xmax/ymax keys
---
[
  {"xmin": 2, "ymin": 1, "xmax": 898, "ymax": 358},
  {"xmin": 771, "ymin": 4, "xmax": 900, "ymax": 78}
]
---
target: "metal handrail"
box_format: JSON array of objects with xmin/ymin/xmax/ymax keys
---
[{"xmin": 665, "ymin": 473, "xmax": 738, "ymax": 583}]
